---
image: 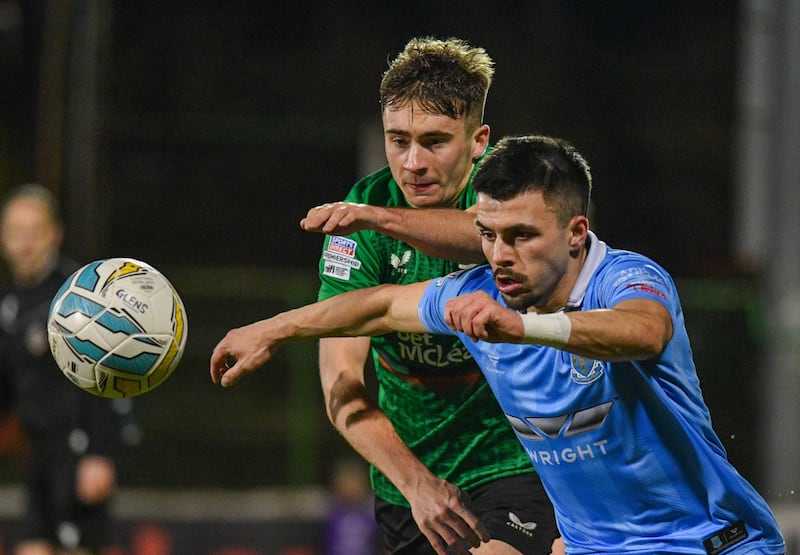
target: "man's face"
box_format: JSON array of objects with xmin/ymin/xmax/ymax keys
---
[
  {"xmin": 383, "ymin": 103, "xmax": 489, "ymax": 208},
  {"xmin": 0, "ymin": 198, "xmax": 62, "ymax": 284},
  {"xmin": 475, "ymin": 191, "xmax": 583, "ymax": 312}
]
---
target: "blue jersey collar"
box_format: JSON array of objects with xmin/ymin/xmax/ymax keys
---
[{"xmin": 566, "ymin": 231, "xmax": 607, "ymax": 311}]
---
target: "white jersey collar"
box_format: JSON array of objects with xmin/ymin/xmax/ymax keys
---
[{"xmin": 566, "ymin": 231, "xmax": 607, "ymax": 310}]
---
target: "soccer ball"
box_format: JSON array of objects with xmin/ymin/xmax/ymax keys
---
[{"xmin": 47, "ymin": 258, "xmax": 188, "ymax": 398}]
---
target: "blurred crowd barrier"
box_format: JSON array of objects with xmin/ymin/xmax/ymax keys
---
[
  {"xmin": 0, "ymin": 486, "xmax": 327, "ymax": 555},
  {"xmin": 0, "ymin": 486, "xmax": 797, "ymax": 555}
]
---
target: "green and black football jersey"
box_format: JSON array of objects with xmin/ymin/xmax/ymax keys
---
[{"xmin": 318, "ymin": 166, "xmax": 535, "ymax": 507}]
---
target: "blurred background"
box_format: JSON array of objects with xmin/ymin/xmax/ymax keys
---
[{"xmin": 0, "ymin": 1, "xmax": 798, "ymax": 553}]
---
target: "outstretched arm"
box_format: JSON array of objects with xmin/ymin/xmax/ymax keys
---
[
  {"xmin": 210, "ymin": 281, "xmax": 430, "ymax": 387},
  {"xmin": 445, "ymin": 292, "xmax": 673, "ymax": 361},
  {"xmin": 301, "ymin": 202, "xmax": 484, "ymax": 263},
  {"xmin": 320, "ymin": 337, "xmax": 487, "ymax": 554}
]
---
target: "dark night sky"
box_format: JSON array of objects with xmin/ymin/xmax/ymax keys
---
[
  {"xmin": 0, "ymin": 1, "xmax": 741, "ymax": 276},
  {"xmin": 88, "ymin": 1, "xmax": 739, "ymax": 277}
]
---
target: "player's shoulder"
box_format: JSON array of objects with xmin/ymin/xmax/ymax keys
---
[
  {"xmin": 592, "ymin": 246, "xmax": 677, "ymax": 305},
  {"xmin": 346, "ymin": 166, "xmax": 405, "ymax": 207},
  {"xmin": 430, "ymin": 264, "xmax": 494, "ymax": 294},
  {"xmin": 598, "ymin": 246, "xmax": 671, "ymax": 280}
]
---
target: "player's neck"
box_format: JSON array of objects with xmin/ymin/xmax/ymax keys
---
[{"xmin": 534, "ymin": 247, "xmax": 589, "ymax": 314}]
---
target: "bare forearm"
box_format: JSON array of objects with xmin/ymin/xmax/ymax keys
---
[
  {"xmin": 321, "ymin": 338, "xmax": 442, "ymax": 501},
  {"xmin": 279, "ymin": 286, "xmax": 398, "ymax": 340},
  {"xmin": 376, "ymin": 207, "xmax": 483, "ymax": 263},
  {"xmin": 331, "ymin": 395, "xmax": 436, "ymax": 497},
  {"xmin": 217, "ymin": 291, "xmax": 393, "ymax": 375},
  {"xmin": 276, "ymin": 282, "xmax": 428, "ymax": 344},
  {"xmin": 565, "ymin": 308, "xmax": 672, "ymax": 361},
  {"xmin": 447, "ymin": 294, "xmax": 672, "ymax": 362},
  {"xmin": 212, "ymin": 283, "xmax": 428, "ymax": 386},
  {"xmin": 326, "ymin": 380, "xmax": 485, "ymax": 552},
  {"xmin": 302, "ymin": 202, "xmax": 483, "ymax": 263}
]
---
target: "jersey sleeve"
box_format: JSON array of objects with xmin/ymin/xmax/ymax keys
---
[
  {"xmin": 317, "ymin": 230, "xmax": 384, "ymax": 301},
  {"xmin": 317, "ymin": 170, "xmax": 396, "ymax": 301},
  {"xmin": 418, "ymin": 267, "xmax": 491, "ymax": 335},
  {"xmin": 597, "ymin": 256, "xmax": 679, "ymax": 315}
]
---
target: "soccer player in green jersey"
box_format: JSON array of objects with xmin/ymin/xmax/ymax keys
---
[{"xmin": 300, "ymin": 38, "xmax": 563, "ymax": 555}]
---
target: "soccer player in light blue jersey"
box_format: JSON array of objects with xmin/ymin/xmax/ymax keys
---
[{"xmin": 212, "ymin": 135, "xmax": 785, "ymax": 555}]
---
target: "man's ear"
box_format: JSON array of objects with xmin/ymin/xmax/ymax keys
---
[
  {"xmin": 568, "ymin": 215, "xmax": 589, "ymax": 252},
  {"xmin": 471, "ymin": 124, "xmax": 490, "ymax": 162}
]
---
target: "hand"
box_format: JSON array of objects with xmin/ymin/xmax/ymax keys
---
[
  {"xmin": 75, "ymin": 455, "xmax": 116, "ymax": 504},
  {"xmin": 406, "ymin": 475, "xmax": 489, "ymax": 555},
  {"xmin": 210, "ymin": 320, "xmax": 280, "ymax": 387},
  {"xmin": 300, "ymin": 202, "xmax": 378, "ymax": 235},
  {"xmin": 444, "ymin": 291, "xmax": 523, "ymax": 343}
]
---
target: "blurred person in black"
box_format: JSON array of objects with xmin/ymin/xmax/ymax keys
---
[{"xmin": 0, "ymin": 184, "xmax": 128, "ymax": 555}]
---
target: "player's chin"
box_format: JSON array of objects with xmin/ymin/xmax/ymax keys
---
[
  {"xmin": 400, "ymin": 187, "xmax": 442, "ymax": 207},
  {"xmin": 499, "ymin": 292, "xmax": 530, "ymax": 312}
]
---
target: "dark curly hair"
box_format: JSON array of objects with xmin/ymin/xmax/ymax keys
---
[{"xmin": 472, "ymin": 135, "xmax": 593, "ymax": 227}]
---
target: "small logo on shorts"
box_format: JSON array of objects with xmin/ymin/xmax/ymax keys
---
[
  {"xmin": 506, "ymin": 512, "xmax": 537, "ymax": 537},
  {"xmin": 703, "ymin": 521, "xmax": 747, "ymax": 555}
]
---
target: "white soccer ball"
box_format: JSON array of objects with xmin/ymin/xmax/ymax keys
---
[{"xmin": 47, "ymin": 258, "xmax": 188, "ymax": 398}]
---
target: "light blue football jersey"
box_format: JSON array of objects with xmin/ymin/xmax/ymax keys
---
[{"xmin": 418, "ymin": 232, "xmax": 785, "ymax": 554}]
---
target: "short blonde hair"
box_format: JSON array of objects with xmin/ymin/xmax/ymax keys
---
[{"xmin": 379, "ymin": 37, "xmax": 495, "ymax": 130}]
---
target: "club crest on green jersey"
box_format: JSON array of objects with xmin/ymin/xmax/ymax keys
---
[{"xmin": 390, "ymin": 250, "xmax": 412, "ymax": 275}]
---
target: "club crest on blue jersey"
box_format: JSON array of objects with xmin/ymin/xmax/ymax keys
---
[{"xmin": 570, "ymin": 354, "xmax": 604, "ymax": 384}]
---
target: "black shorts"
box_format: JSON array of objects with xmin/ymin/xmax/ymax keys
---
[
  {"xmin": 20, "ymin": 436, "xmax": 112, "ymax": 550},
  {"xmin": 374, "ymin": 473, "xmax": 560, "ymax": 555}
]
